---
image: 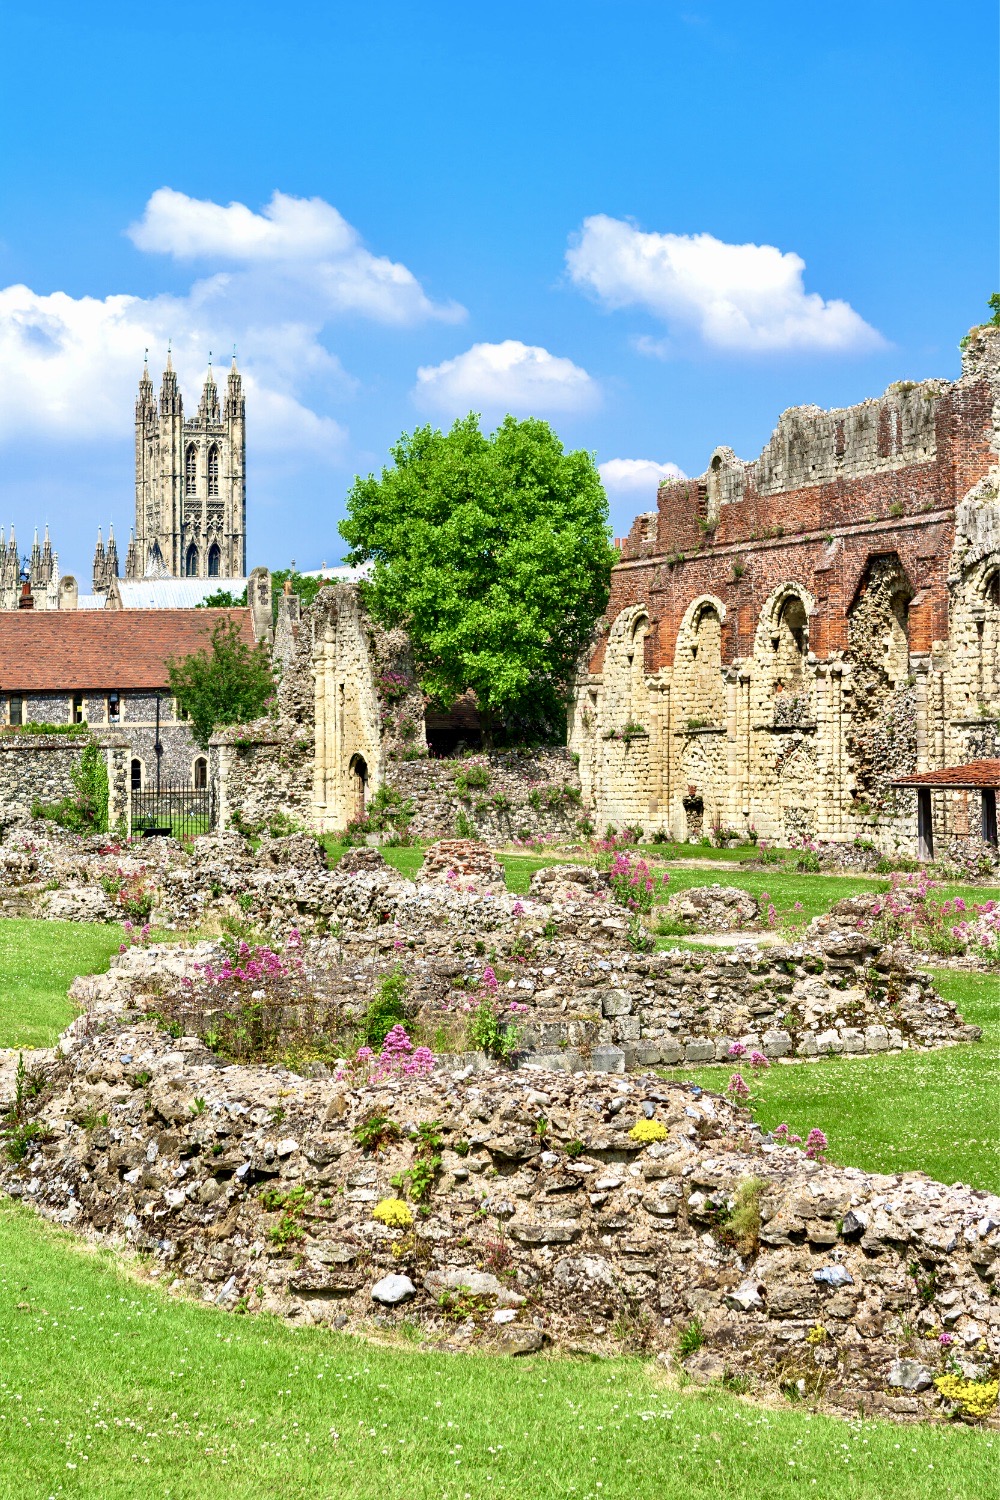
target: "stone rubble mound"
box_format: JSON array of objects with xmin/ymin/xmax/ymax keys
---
[
  {"xmin": 2, "ymin": 1007, "xmax": 997, "ymax": 1423},
  {"xmin": 663, "ymin": 884, "xmax": 762, "ymax": 932},
  {"xmin": 418, "ymin": 839, "xmax": 506, "ymax": 889}
]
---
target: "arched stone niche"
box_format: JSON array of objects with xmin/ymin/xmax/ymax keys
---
[{"xmin": 674, "ymin": 594, "xmax": 727, "ymax": 728}]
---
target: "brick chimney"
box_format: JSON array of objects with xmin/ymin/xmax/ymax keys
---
[{"xmin": 18, "ymin": 580, "xmax": 34, "ymax": 610}]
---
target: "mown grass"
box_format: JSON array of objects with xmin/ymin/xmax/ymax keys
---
[
  {"xmin": 0, "ymin": 919, "xmax": 125, "ymax": 1050},
  {"xmin": 0, "ymin": 1200, "xmax": 993, "ymax": 1500},
  {"xmin": 656, "ymin": 969, "xmax": 1000, "ymax": 1193}
]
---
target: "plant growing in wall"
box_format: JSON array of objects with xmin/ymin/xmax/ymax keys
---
[{"xmin": 31, "ymin": 740, "xmax": 110, "ymax": 834}]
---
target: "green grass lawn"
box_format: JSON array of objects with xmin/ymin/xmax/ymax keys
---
[
  {"xmin": 0, "ymin": 919, "xmax": 126, "ymax": 1050},
  {"xmin": 0, "ymin": 1200, "xmax": 993, "ymax": 1500},
  {"xmin": 656, "ymin": 969, "xmax": 999, "ymax": 1193},
  {"xmin": 649, "ymin": 864, "xmax": 1000, "ymax": 935}
]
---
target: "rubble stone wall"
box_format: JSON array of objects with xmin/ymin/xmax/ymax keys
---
[
  {"xmin": 573, "ymin": 330, "xmax": 1000, "ymax": 857},
  {"xmin": 0, "ymin": 733, "xmax": 130, "ymax": 832},
  {"xmin": 384, "ymin": 749, "xmax": 584, "ymax": 841},
  {"xmin": 3, "ymin": 982, "xmax": 996, "ymax": 1418}
]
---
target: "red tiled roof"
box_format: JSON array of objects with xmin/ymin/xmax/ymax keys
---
[
  {"xmin": 0, "ymin": 609, "xmax": 256, "ymax": 691},
  {"xmin": 893, "ymin": 760, "xmax": 1000, "ymax": 790}
]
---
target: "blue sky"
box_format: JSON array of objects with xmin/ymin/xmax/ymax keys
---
[{"xmin": 0, "ymin": 0, "xmax": 995, "ymax": 580}]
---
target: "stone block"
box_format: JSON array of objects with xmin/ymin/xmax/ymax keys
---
[
  {"xmin": 590, "ymin": 1046, "xmax": 626, "ymax": 1073},
  {"xmin": 684, "ymin": 1039, "xmax": 715, "ymax": 1063},
  {"xmin": 762, "ymin": 1029, "xmax": 792, "ymax": 1058}
]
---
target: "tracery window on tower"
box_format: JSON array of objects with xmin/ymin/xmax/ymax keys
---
[
  {"xmin": 207, "ymin": 445, "xmax": 220, "ymax": 498},
  {"xmin": 185, "ymin": 445, "xmax": 198, "ymax": 497},
  {"xmin": 207, "ymin": 544, "xmax": 221, "ymax": 578},
  {"xmin": 185, "ymin": 544, "xmax": 199, "ymax": 577}
]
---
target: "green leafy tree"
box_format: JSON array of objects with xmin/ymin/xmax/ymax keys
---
[
  {"xmin": 167, "ymin": 618, "xmax": 275, "ymax": 749},
  {"xmin": 269, "ymin": 569, "xmax": 326, "ymax": 623},
  {"xmin": 196, "ymin": 587, "xmax": 247, "ymax": 608},
  {"xmin": 340, "ymin": 414, "xmax": 615, "ymax": 743}
]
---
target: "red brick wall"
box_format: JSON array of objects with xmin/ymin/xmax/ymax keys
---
[{"xmin": 597, "ymin": 375, "xmax": 994, "ymax": 673}]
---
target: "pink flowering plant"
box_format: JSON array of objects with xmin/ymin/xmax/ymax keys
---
[
  {"xmin": 119, "ymin": 919, "xmax": 152, "ymax": 952},
  {"xmin": 772, "ymin": 1122, "xmax": 829, "ymax": 1160},
  {"xmin": 150, "ymin": 938, "xmax": 322, "ymax": 1064},
  {"xmin": 608, "ymin": 852, "xmax": 656, "ymax": 915},
  {"xmin": 347, "ymin": 1024, "xmax": 435, "ymax": 1083},
  {"xmin": 870, "ymin": 873, "xmax": 999, "ymax": 967}
]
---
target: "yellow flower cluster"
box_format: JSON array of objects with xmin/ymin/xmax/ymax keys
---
[
  {"xmin": 805, "ymin": 1324, "xmax": 827, "ymax": 1346},
  {"xmin": 628, "ymin": 1119, "xmax": 668, "ymax": 1144},
  {"xmin": 934, "ymin": 1374, "xmax": 1000, "ymax": 1420},
  {"xmin": 373, "ymin": 1197, "xmax": 414, "ymax": 1228}
]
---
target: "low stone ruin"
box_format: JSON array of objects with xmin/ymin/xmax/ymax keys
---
[
  {"xmin": 418, "ymin": 837, "xmax": 506, "ymax": 889},
  {"xmin": 662, "ymin": 883, "xmax": 762, "ymax": 933},
  {"xmin": 3, "ymin": 996, "xmax": 997, "ymax": 1422}
]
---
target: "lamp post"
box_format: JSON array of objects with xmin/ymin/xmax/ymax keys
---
[{"xmin": 154, "ymin": 693, "xmax": 163, "ymax": 794}]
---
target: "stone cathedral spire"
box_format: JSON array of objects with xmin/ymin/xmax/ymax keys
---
[
  {"xmin": 92, "ymin": 528, "xmax": 106, "ymax": 592},
  {"xmin": 130, "ymin": 349, "xmax": 246, "ymax": 581}
]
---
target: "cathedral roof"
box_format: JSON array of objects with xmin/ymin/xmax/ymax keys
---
[
  {"xmin": 117, "ymin": 578, "xmax": 249, "ymax": 609},
  {"xmin": 0, "ymin": 608, "xmax": 255, "ymax": 691}
]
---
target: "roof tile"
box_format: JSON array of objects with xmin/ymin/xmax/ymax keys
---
[{"xmin": 0, "ymin": 609, "xmax": 256, "ymax": 692}]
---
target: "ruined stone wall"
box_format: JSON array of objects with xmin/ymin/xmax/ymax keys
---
[
  {"xmin": 384, "ymin": 750, "xmax": 583, "ymax": 841},
  {"xmin": 217, "ymin": 585, "xmax": 427, "ymax": 835},
  {"xmin": 574, "ymin": 329, "xmax": 1000, "ymax": 850},
  {"xmin": 0, "ymin": 733, "xmax": 130, "ymax": 833}
]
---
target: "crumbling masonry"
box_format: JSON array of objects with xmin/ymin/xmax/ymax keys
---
[{"xmin": 571, "ymin": 328, "xmax": 1000, "ymax": 853}]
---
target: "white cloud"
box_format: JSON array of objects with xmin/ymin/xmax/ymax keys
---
[
  {"xmin": 414, "ymin": 339, "xmax": 598, "ymax": 415},
  {"xmin": 0, "ymin": 186, "xmax": 469, "ymax": 454},
  {"xmin": 599, "ymin": 457, "xmax": 686, "ymax": 499},
  {"xmin": 128, "ymin": 188, "xmax": 464, "ymax": 326},
  {"xmin": 0, "ymin": 282, "xmax": 347, "ymax": 458},
  {"xmin": 567, "ymin": 215, "xmax": 884, "ymax": 354}
]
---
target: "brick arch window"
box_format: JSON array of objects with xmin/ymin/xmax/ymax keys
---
[
  {"xmin": 771, "ymin": 593, "xmax": 810, "ymax": 700},
  {"xmin": 185, "ymin": 444, "xmax": 198, "ymax": 497},
  {"xmin": 207, "ymin": 445, "xmax": 220, "ymax": 498}
]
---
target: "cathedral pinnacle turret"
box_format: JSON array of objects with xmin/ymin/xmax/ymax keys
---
[
  {"xmin": 198, "ymin": 355, "xmax": 220, "ymax": 423},
  {"xmin": 106, "ymin": 524, "xmax": 119, "ymax": 581}
]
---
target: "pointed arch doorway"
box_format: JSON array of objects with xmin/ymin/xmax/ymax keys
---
[{"xmin": 349, "ymin": 754, "xmax": 368, "ymax": 821}]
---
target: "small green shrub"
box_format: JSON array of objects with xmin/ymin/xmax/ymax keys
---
[
  {"xmin": 677, "ymin": 1317, "xmax": 705, "ymax": 1357},
  {"xmin": 353, "ymin": 1112, "xmax": 401, "ymax": 1153},
  {"xmin": 717, "ymin": 1176, "xmax": 767, "ymax": 1258},
  {"xmin": 466, "ymin": 998, "xmax": 520, "ymax": 1061},
  {"xmin": 359, "ymin": 967, "xmax": 408, "ymax": 1048},
  {"xmin": 454, "ymin": 764, "xmax": 491, "ymax": 795}
]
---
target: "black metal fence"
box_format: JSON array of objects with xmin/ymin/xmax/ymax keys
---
[{"xmin": 131, "ymin": 783, "xmax": 214, "ymax": 839}]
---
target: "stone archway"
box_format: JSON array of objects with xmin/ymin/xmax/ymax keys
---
[{"xmin": 349, "ymin": 754, "xmax": 368, "ymax": 821}]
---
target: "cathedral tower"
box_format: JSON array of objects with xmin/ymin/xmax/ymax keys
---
[{"xmin": 129, "ymin": 351, "xmax": 247, "ymax": 580}]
